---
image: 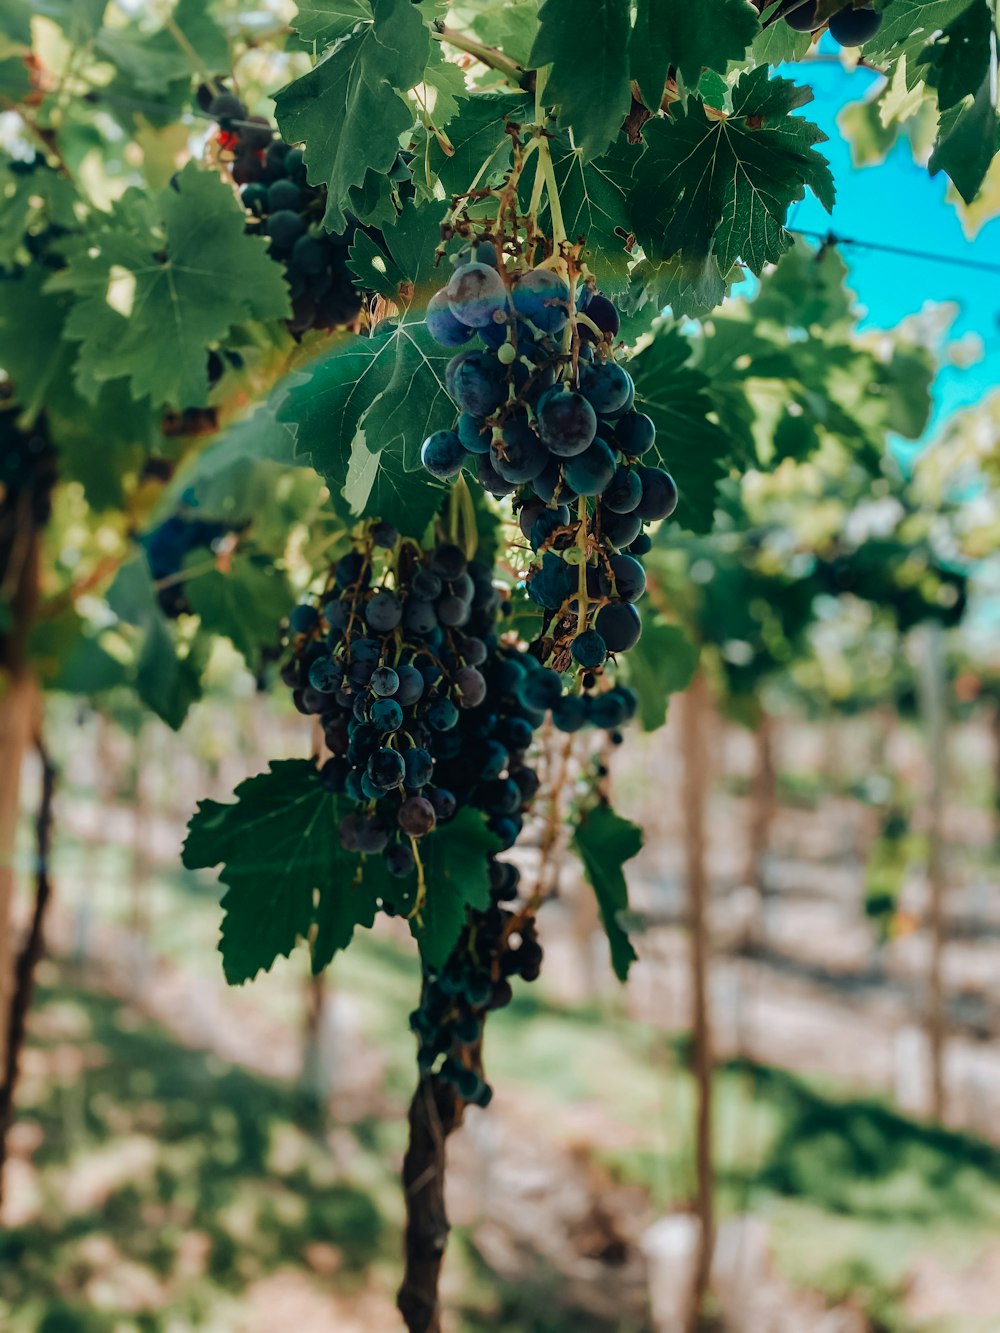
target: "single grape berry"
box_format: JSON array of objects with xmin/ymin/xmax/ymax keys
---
[
  {"xmin": 426, "ymin": 288, "xmax": 474, "ymax": 347},
  {"xmin": 366, "ymin": 590, "xmax": 403, "ymax": 632},
  {"xmin": 782, "ymin": 0, "xmax": 822, "ymax": 31},
  {"xmin": 603, "ymin": 465, "xmax": 643, "ymax": 514},
  {"xmin": 580, "ymin": 362, "xmax": 634, "ymax": 417},
  {"xmin": 455, "ymin": 666, "xmax": 487, "ymax": 708},
  {"xmin": 427, "ymin": 698, "xmax": 460, "ymax": 731},
  {"xmin": 385, "ymin": 842, "xmax": 415, "ymax": 877},
  {"xmin": 828, "ymin": 3, "xmax": 881, "ymax": 45},
  {"xmin": 398, "ymin": 795, "xmax": 437, "ymax": 836},
  {"xmin": 403, "ymin": 746, "xmax": 434, "ymax": 788},
  {"xmin": 536, "ymin": 388, "xmax": 598, "ymax": 457},
  {"xmin": 615, "ymin": 412, "xmax": 656, "ymax": 457},
  {"xmin": 427, "ymin": 787, "xmax": 457, "ymax": 821},
  {"xmin": 367, "ymin": 747, "xmax": 406, "ymax": 791},
  {"xmin": 562, "ymin": 437, "xmax": 617, "ymax": 497},
  {"xmin": 552, "ymin": 694, "xmax": 588, "ymax": 732},
  {"xmin": 371, "ymin": 697, "xmax": 403, "ymax": 733},
  {"xmin": 571, "ymin": 629, "xmax": 608, "ymax": 669},
  {"xmin": 289, "ymin": 604, "xmax": 319, "ymax": 635},
  {"xmin": 421, "ymin": 430, "xmax": 466, "ymax": 479},
  {"xmin": 580, "ymin": 293, "xmax": 621, "ymax": 342},
  {"xmin": 599, "ymin": 553, "xmax": 646, "ymax": 603},
  {"xmin": 511, "ymin": 267, "xmax": 570, "ymax": 334},
  {"xmin": 447, "ymin": 350, "xmax": 506, "ymax": 417},
  {"xmin": 635, "ymin": 467, "xmax": 679, "ymax": 522},
  {"xmin": 446, "ymin": 261, "xmax": 507, "ymax": 328},
  {"xmin": 595, "ymin": 600, "xmax": 642, "ymax": 652},
  {"xmin": 266, "ymin": 210, "xmax": 306, "ymax": 251},
  {"xmin": 370, "ymin": 665, "xmax": 399, "ymax": 697},
  {"xmin": 429, "ymin": 543, "xmax": 468, "ymax": 581}
]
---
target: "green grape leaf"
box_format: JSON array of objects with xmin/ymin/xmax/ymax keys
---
[
  {"xmin": 105, "ymin": 555, "xmax": 205, "ymax": 729},
  {"xmin": 0, "ymin": 267, "xmax": 77, "ymax": 420},
  {"xmin": 291, "ymin": 0, "xmax": 372, "ymax": 46},
  {"xmin": 621, "ymin": 252, "xmax": 734, "ymax": 321},
  {"xmin": 274, "ymin": 0, "xmax": 429, "ymax": 232},
  {"xmin": 628, "ymin": 322, "xmax": 732, "ymax": 532},
  {"xmin": 630, "ymin": 0, "xmax": 760, "ymax": 105},
  {"xmin": 425, "ymin": 92, "xmax": 533, "ymax": 198},
  {"xmin": 751, "ymin": 16, "xmax": 812, "ymax": 66},
  {"xmin": 277, "ymin": 313, "xmax": 451, "ymax": 530},
  {"xmin": 347, "ymin": 199, "xmax": 446, "ymax": 299},
  {"xmin": 49, "ymin": 163, "xmax": 290, "ymax": 409},
  {"xmin": 530, "ymin": 0, "xmax": 633, "ymax": 159},
  {"xmin": 0, "ymin": 165, "xmax": 79, "ymax": 268},
  {"xmin": 183, "ymin": 760, "xmax": 380, "ymax": 984},
  {"xmin": 863, "ymin": 0, "xmax": 978, "ymax": 80},
  {"xmin": 183, "ymin": 552, "xmax": 292, "ymax": 668},
  {"xmin": 627, "ymin": 617, "xmax": 700, "ymax": 730},
  {"xmin": 384, "ymin": 808, "xmax": 502, "ymax": 968},
  {"xmin": 915, "ymin": 0, "xmax": 991, "ymax": 112},
  {"xmin": 48, "ymin": 378, "xmax": 161, "ymax": 511},
  {"xmin": 751, "ymin": 238, "xmax": 855, "ymax": 330},
  {"xmin": 629, "ymin": 66, "xmax": 835, "ymax": 276},
  {"xmin": 571, "ymin": 804, "xmax": 641, "ymax": 982},
  {"xmin": 413, "ymin": 41, "xmax": 468, "ymax": 137},
  {"xmin": 452, "ymin": 0, "xmax": 540, "ymax": 66},
  {"xmin": 928, "ymin": 73, "xmax": 998, "ymax": 203},
  {"xmin": 94, "ymin": 0, "xmax": 229, "ymax": 96},
  {"xmin": 543, "ymin": 136, "xmax": 636, "ymax": 279}
]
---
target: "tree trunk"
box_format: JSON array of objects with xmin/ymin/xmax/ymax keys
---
[
  {"xmin": 397, "ymin": 1072, "xmax": 464, "ymax": 1333},
  {"xmin": 0, "ymin": 733, "xmax": 55, "ymax": 1206},
  {"xmin": 917, "ymin": 626, "xmax": 948, "ymax": 1122},
  {"xmin": 681, "ymin": 673, "xmax": 714, "ymax": 1332}
]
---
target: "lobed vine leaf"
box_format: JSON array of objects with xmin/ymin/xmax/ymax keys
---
[
  {"xmin": 274, "ymin": 0, "xmax": 430, "ymax": 232},
  {"xmin": 572, "ymin": 804, "xmax": 642, "ymax": 982},
  {"xmin": 530, "ymin": 0, "xmax": 633, "ymax": 160},
  {"xmin": 629, "ymin": 67, "xmax": 835, "ymax": 276},
  {"xmin": 627, "ymin": 619, "xmax": 700, "ymax": 731},
  {"xmin": 630, "ymin": 0, "xmax": 760, "ymax": 104},
  {"xmin": 183, "ymin": 553, "xmax": 292, "ymax": 670},
  {"xmin": 183, "ymin": 760, "xmax": 380, "ymax": 984},
  {"xmin": 628, "ymin": 322, "xmax": 733, "ymax": 532},
  {"xmin": 49, "ymin": 163, "xmax": 290, "ymax": 410}
]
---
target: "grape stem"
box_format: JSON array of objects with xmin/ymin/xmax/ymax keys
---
[
  {"xmin": 164, "ymin": 15, "xmax": 224, "ymax": 95},
  {"xmin": 574, "ymin": 496, "xmax": 589, "ymax": 638},
  {"xmin": 408, "ymin": 838, "xmax": 427, "ymax": 924},
  {"xmin": 536, "ymin": 134, "xmax": 568, "ymax": 254},
  {"xmin": 432, "ymin": 26, "xmax": 531, "ymax": 89}
]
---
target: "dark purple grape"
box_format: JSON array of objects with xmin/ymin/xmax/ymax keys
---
[
  {"xmin": 615, "ymin": 412, "xmax": 656, "ymax": 457},
  {"xmin": 494, "ymin": 414, "xmax": 548, "ymax": 484},
  {"xmin": 446, "ymin": 262, "xmax": 507, "ymax": 328},
  {"xmin": 370, "ymin": 665, "xmax": 399, "ymax": 696},
  {"xmin": 520, "ymin": 667, "xmax": 563, "ymax": 711},
  {"xmin": 403, "ymin": 598, "xmax": 438, "ymax": 635},
  {"xmin": 457, "ymin": 413, "xmax": 492, "ymax": 454},
  {"xmin": 371, "ymin": 522, "xmax": 398, "ymax": 548},
  {"xmin": 536, "ymin": 388, "xmax": 597, "ymax": 457},
  {"xmin": 782, "ymin": 0, "xmax": 822, "ymax": 30},
  {"xmin": 511, "ymin": 267, "xmax": 570, "ymax": 334},
  {"xmin": 598, "ymin": 553, "xmax": 646, "ymax": 603},
  {"xmin": 371, "ymin": 697, "xmax": 403, "ymax": 732},
  {"xmin": 580, "ymin": 362, "xmax": 633, "ymax": 417},
  {"xmin": 603, "ymin": 465, "xmax": 642, "ymax": 514},
  {"xmin": 399, "ymin": 795, "xmax": 437, "ymax": 836},
  {"xmin": 395, "ymin": 665, "xmax": 425, "ymax": 705},
  {"xmin": 571, "ymin": 629, "xmax": 607, "ymax": 668},
  {"xmin": 308, "ymin": 656, "xmax": 342, "ymax": 692},
  {"xmin": 427, "ymin": 288, "xmax": 474, "ymax": 347},
  {"xmin": 447, "ymin": 350, "xmax": 506, "ymax": 416},
  {"xmin": 385, "ymin": 842, "xmax": 416, "ymax": 876},
  {"xmin": 595, "ymin": 600, "xmax": 642, "ymax": 652},
  {"xmin": 580, "ymin": 293, "xmax": 620, "ymax": 341},
  {"xmin": 289, "ymin": 604, "xmax": 319, "ymax": 634},
  {"xmin": 266, "ymin": 209, "xmax": 306, "ymax": 251},
  {"xmin": 430, "ymin": 544, "xmax": 467, "ymax": 580},
  {"xmin": 437, "ymin": 594, "xmax": 471, "ymax": 628},
  {"xmin": 552, "ymin": 694, "xmax": 588, "ymax": 731},
  {"xmin": 268, "ymin": 178, "xmax": 301, "ymax": 211},
  {"xmin": 635, "ymin": 467, "xmax": 678, "ymax": 521},
  {"xmin": 404, "ymin": 746, "xmax": 434, "ymax": 788},
  {"xmin": 367, "ymin": 747, "xmax": 406, "ymax": 791},
  {"xmin": 562, "ymin": 437, "xmax": 617, "ymax": 496},
  {"xmin": 476, "ymin": 450, "xmax": 517, "ymax": 497},
  {"xmin": 455, "ymin": 666, "xmax": 487, "ymax": 708},
  {"xmin": 427, "ymin": 698, "xmax": 459, "ymax": 731},
  {"xmin": 828, "ymin": 4, "xmax": 881, "ymax": 44},
  {"xmin": 366, "ymin": 590, "xmax": 403, "ymax": 632},
  {"xmin": 421, "ymin": 430, "xmax": 466, "ymax": 479},
  {"xmin": 600, "ymin": 507, "xmax": 643, "ymax": 548},
  {"xmin": 357, "ymin": 814, "xmax": 392, "ymax": 853},
  {"xmin": 427, "ymin": 787, "xmax": 457, "ymax": 821},
  {"xmin": 209, "ymin": 92, "xmax": 247, "ymax": 129}
]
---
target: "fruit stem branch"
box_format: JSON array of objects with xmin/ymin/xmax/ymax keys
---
[
  {"xmin": 536, "ymin": 134, "xmax": 567, "ymax": 254},
  {"xmin": 574, "ymin": 497, "xmax": 589, "ymax": 638},
  {"xmin": 432, "ymin": 27, "xmax": 530, "ymax": 89},
  {"xmin": 164, "ymin": 16, "xmax": 224, "ymax": 95}
]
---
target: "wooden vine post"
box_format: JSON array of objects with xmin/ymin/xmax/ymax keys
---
[
  {"xmin": 744, "ymin": 707, "xmax": 776, "ymax": 944},
  {"xmin": 681, "ymin": 670, "xmax": 715, "ymax": 1330},
  {"xmin": 917, "ymin": 624, "xmax": 948, "ymax": 1122}
]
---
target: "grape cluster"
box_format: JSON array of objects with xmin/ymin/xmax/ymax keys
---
[
  {"xmin": 409, "ymin": 861, "xmax": 542, "ymax": 1107},
  {"xmin": 283, "ymin": 529, "xmax": 546, "ymax": 869},
  {"xmin": 780, "ymin": 0, "xmax": 882, "ymax": 44},
  {"xmin": 208, "ymin": 91, "xmax": 372, "ymax": 334},
  {"xmin": 141, "ymin": 491, "xmax": 234, "ymax": 617},
  {"xmin": 421, "ymin": 246, "xmax": 676, "ymax": 686}
]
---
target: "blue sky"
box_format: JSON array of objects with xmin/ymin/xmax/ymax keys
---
[{"xmin": 777, "ymin": 50, "xmax": 1000, "ymax": 441}]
